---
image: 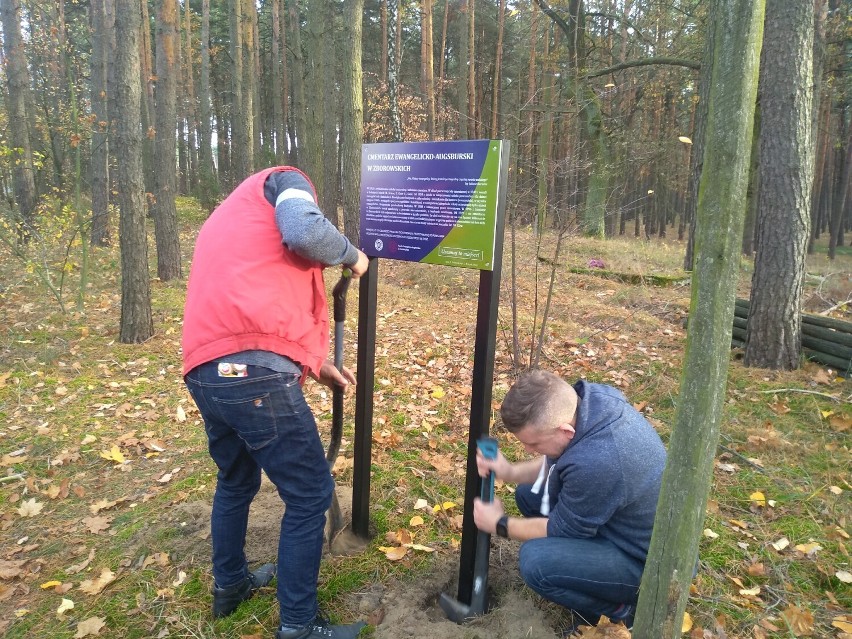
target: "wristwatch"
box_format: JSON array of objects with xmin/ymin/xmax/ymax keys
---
[{"xmin": 495, "ymin": 515, "xmax": 509, "ymax": 539}]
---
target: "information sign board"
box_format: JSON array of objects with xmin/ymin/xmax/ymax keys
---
[{"xmin": 360, "ymin": 139, "xmax": 503, "ymax": 271}]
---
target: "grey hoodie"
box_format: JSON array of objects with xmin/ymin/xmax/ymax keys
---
[{"xmin": 545, "ymin": 380, "xmax": 667, "ymax": 562}]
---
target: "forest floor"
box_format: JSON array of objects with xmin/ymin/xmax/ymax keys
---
[{"xmin": 0, "ymin": 197, "xmax": 850, "ymax": 639}]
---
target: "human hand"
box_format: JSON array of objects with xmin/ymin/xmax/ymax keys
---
[
  {"xmin": 310, "ymin": 359, "xmax": 356, "ymax": 390},
  {"xmin": 476, "ymin": 449, "xmax": 512, "ymax": 482},
  {"xmin": 348, "ymin": 250, "xmax": 369, "ymax": 277},
  {"xmin": 473, "ymin": 497, "xmax": 505, "ymax": 534}
]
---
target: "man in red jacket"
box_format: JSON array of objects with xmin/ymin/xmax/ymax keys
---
[{"xmin": 183, "ymin": 167, "xmax": 369, "ymax": 639}]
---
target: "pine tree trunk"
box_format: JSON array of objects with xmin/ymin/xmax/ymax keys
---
[
  {"xmin": 302, "ymin": 0, "xmax": 325, "ymax": 183},
  {"xmin": 246, "ymin": 0, "xmax": 260, "ymax": 168},
  {"xmin": 321, "ymin": 0, "xmax": 339, "ymax": 222},
  {"xmin": 198, "ymin": 0, "xmax": 218, "ymax": 209},
  {"xmin": 272, "ymin": 0, "xmax": 284, "ymax": 161},
  {"xmin": 230, "ymin": 0, "xmax": 248, "ymax": 182},
  {"xmin": 634, "ymin": 0, "xmax": 765, "ymax": 634},
  {"xmin": 176, "ymin": 12, "xmax": 188, "ymax": 195},
  {"xmin": 139, "ymin": 0, "xmax": 156, "ymax": 195},
  {"xmin": 341, "ymin": 0, "xmax": 364, "ymax": 244},
  {"xmin": 387, "ymin": 0, "xmax": 403, "ymax": 141},
  {"xmin": 115, "ymin": 0, "xmax": 154, "ymax": 343},
  {"xmin": 280, "ymin": 0, "xmax": 292, "ymax": 163},
  {"xmin": 0, "ymin": 0, "xmax": 37, "ymax": 234},
  {"xmin": 466, "ymin": 0, "xmax": 476, "ymax": 138},
  {"xmin": 744, "ymin": 0, "xmax": 814, "ymax": 370},
  {"xmin": 683, "ymin": 1, "xmax": 716, "ymax": 270},
  {"xmin": 289, "ymin": 0, "xmax": 307, "ymax": 165},
  {"xmin": 184, "ymin": 0, "xmax": 198, "ymax": 193},
  {"xmin": 457, "ymin": 0, "xmax": 469, "ymax": 138},
  {"xmin": 422, "ymin": 0, "xmax": 435, "ymax": 139},
  {"xmin": 90, "ymin": 0, "xmax": 111, "ymax": 246},
  {"xmin": 491, "ymin": 0, "xmax": 506, "ymax": 138},
  {"xmin": 153, "ymin": 0, "xmax": 182, "ymax": 281},
  {"xmin": 828, "ymin": 127, "xmax": 852, "ymax": 259}
]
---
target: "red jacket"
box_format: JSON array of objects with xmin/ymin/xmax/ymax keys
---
[{"xmin": 182, "ymin": 167, "xmax": 329, "ymax": 377}]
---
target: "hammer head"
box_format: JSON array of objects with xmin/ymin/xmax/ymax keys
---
[
  {"xmin": 438, "ymin": 592, "xmax": 474, "ymax": 623},
  {"xmin": 439, "ymin": 573, "xmax": 489, "ymax": 624}
]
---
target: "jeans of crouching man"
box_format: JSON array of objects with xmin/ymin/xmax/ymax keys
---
[
  {"xmin": 185, "ymin": 362, "xmax": 334, "ymax": 627},
  {"xmin": 514, "ymin": 483, "xmax": 644, "ymax": 625}
]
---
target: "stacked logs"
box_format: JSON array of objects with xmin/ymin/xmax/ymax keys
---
[{"xmin": 732, "ymin": 298, "xmax": 852, "ymax": 374}]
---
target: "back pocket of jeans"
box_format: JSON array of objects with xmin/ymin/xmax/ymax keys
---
[{"xmin": 212, "ymin": 393, "xmax": 277, "ymax": 450}]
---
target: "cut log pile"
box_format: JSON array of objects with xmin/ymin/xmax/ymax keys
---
[{"xmin": 732, "ymin": 298, "xmax": 852, "ymax": 374}]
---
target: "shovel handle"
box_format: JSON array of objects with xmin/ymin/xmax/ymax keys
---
[
  {"xmin": 477, "ymin": 437, "xmax": 498, "ymax": 503},
  {"xmin": 332, "ymin": 268, "xmax": 352, "ymax": 323}
]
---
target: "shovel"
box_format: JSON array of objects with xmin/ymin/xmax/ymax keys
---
[
  {"xmin": 324, "ymin": 269, "xmax": 351, "ymax": 547},
  {"xmin": 439, "ymin": 436, "xmax": 498, "ymax": 622}
]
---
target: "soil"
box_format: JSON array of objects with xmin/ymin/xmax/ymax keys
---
[{"xmin": 159, "ymin": 476, "xmax": 570, "ymax": 639}]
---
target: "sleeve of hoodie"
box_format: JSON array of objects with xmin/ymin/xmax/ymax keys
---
[
  {"xmin": 546, "ymin": 431, "xmax": 626, "ymax": 539},
  {"xmin": 264, "ymin": 170, "xmax": 360, "ymax": 267}
]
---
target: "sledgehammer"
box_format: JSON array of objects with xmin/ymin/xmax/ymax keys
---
[
  {"xmin": 439, "ymin": 436, "xmax": 498, "ymax": 622},
  {"xmin": 324, "ymin": 269, "xmax": 351, "ymax": 547}
]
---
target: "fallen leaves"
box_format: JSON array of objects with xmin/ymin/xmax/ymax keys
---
[
  {"xmin": 378, "ymin": 528, "xmax": 436, "ymax": 561},
  {"xmin": 82, "ymin": 515, "xmax": 112, "ymax": 534},
  {"xmin": 98, "ymin": 445, "xmax": 126, "ymax": 464},
  {"xmin": 16, "ymin": 498, "xmax": 43, "ymax": 518},
  {"xmin": 79, "ymin": 567, "xmax": 116, "ymax": 595},
  {"xmin": 780, "ymin": 604, "xmax": 814, "ymax": 637},
  {"xmin": 74, "ymin": 616, "xmax": 106, "ymax": 637},
  {"xmin": 89, "ymin": 497, "xmax": 129, "ymax": 515},
  {"xmin": 56, "ymin": 597, "xmax": 74, "ymax": 616}
]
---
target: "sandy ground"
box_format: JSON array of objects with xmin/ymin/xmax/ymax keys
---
[{"xmin": 165, "ymin": 476, "xmax": 569, "ymax": 638}]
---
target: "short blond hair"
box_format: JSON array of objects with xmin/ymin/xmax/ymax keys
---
[{"xmin": 500, "ymin": 370, "xmax": 576, "ymax": 433}]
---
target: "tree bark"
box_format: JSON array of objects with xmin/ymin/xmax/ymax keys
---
[
  {"xmin": 466, "ymin": 0, "xmax": 476, "ymax": 138},
  {"xmin": 152, "ymin": 0, "xmax": 182, "ymax": 281},
  {"xmin": 90, "ymin": 0, "xmax": 111, "ymax": 246},
  {"xmin": 341, "ymin": 0, "xmax": 364, "ymax": 244},
  {"xmin": 828, "ymin": 126, "xmax": 852, "ymax": 259},
  {"xmin": 0, "ymin": 0, "xmax": 37, "ymax": 234},
  {"xmin": 634, "ymin": 0, "xmax": 765, "ymax": 635},
  {"xmin": 321, "ymin": 0, "xmax": 339, "ymax": 222},
  {"xmin": 198, "ymin": 0, "xmax": 218, "ymax": 210},
  {"xmin": 139, "ymin": 0, "xmax": 155, "ymax": 195},
  {"xmin": 744, "ymin": 0, "xmax": 814, "ymax": 370},
  {"xmin": 457, "ymin": 0, "xmax": 469, "ymax": 138},
  {"xmin": 289, "ymin": 0, "xmax": 307, "ymax": 166},
  {"xmin": 184, "ymin": 0, "xmax": 198, "ymax": 193},
  {"xmin": 421, "ymin": 0, "xmax": 435, "ymax": 139},
  {"xmin": 115, "ymin": 0, "xmax": 154, "ymax": 343},
  {"xmin": 302, "ymin": 0, "xmax": 325, "ymax": 185},
  {"xmin": 491, "ymin": 0, "xmax": 506, "ymax": 138},
  {"xmin": 387, "ymin": 0, "xmax": 403, "ymax": 141},
  {"xmin": 230, "ymin": 0, "xmax": 248, "ymax": 183},
  {"xmin": 272, "ymin": 0, "xmax": 284, "ymax": 161},
  {"xmin": 436, "ymin": 0, "xmax": 449, "ymax": 136}
]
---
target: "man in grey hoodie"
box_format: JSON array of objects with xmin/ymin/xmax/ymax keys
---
[{"xmin": 473, "ymin": 369, "xmax": 667, "ymax": 632}]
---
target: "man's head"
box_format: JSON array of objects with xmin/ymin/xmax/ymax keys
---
[{"xmin": 500, "ymin": 370, "xmax": 578, "ymax": 457}]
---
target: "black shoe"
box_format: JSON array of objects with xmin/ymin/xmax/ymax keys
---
[
  {"xmin": 212, "ymin": 563, "xmax": 276, "ymax": 618},
  {"xmin": 610, "ymin": 603, "xmax": 635, "ymax": 628},
  {"xmin": 277, "ymin": 614, "xmax": 366, "ymax": 639}
]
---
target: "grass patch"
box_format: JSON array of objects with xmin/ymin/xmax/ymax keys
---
[{"xmin": 1, "ymin": 206, "xmax": 850, "ymax": 638}]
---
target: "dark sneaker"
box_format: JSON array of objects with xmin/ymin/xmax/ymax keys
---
[
  {"xmin": 277, "ymin": 614, "xmax": 366, "ymax": 639},
  {"xmin": 212, "ymin": 563, "xmax": 276, "ymax": 618},
  {"xmin": 610, "ymin": 603, "xmax": 635, "ymax": 628}
]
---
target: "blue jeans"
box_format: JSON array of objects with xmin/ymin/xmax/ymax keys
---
[
  {"xmin": 514, "ymin": 484, "xmax": 644, "ymax": 624},
  {"xmin": 185, "ymin": 362, "xmax": 334, "ymax": 627}
]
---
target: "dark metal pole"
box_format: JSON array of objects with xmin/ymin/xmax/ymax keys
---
[
  {"xmin": 456, "ymin": 141, "xmax": 509, "ymax": 605},
  {"xmin": 352, "ymin": 256, "xmax": 378, "ymax": 539}
]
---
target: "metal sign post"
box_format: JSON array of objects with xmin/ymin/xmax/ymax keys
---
[{"xmin": 350, "ymin": 140, "xmax": 509, "ymax": 609}]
